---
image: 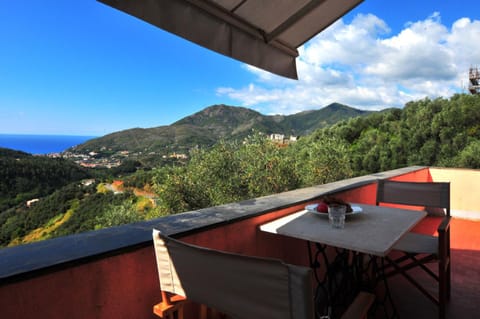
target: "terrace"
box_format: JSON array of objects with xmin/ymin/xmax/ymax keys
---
[{"xmin": 1, "ymin": 166, "xmax": 479, "ymax": 318}]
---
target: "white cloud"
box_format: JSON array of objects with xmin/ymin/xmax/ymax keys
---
[{"xmin": 217, "ymin": 12, "xmax": 480, "ymax": 114}]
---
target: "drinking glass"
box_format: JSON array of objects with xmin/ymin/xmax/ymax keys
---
[{"xmin": 328, "ymin": 204, "xmax": 346, "ymax": 228}]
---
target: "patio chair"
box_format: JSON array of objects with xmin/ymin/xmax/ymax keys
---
[
  {"xmin": 376, "ymin": 180, "xmax": 451, "ymax": 319},
  {"xmin": 152, "ymin": 229, "xmax": 315, "ymax": 319}
]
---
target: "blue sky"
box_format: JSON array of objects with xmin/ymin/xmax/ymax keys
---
[{"xmin": 1, "ymin": 0, "xmax": 479, "ymax": 136}]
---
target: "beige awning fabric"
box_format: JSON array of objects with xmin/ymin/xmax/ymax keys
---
[{"xmin": 98, "ymin": 0, "xmax": 363, "ymax": 79}]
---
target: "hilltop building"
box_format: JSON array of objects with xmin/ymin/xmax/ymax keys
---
[
  {"xmin": 162, "ymin": 152, "xmax": 188, "ymax": 160},
  {"xmin": 469, "ymin": 66, "xmax": 480, "ymax": 94},
  {"xmin": 269, "ymin": 133, "xmax": 298, "ymax": 145}
]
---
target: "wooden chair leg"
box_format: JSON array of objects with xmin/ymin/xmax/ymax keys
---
[
  {"xmin": 154, "ymin": 292, "xmax": 222, "ymax": 319},
  {"xmin": 153, "ymin": 291, "xmax": 187, "ymax": 319},
  {"xmin": 177, "ymin": 306, "xmax": 184, "ymax": 319},
  {"xmin": 210, "ymin": 308, "xmax": 225, "ymax": 318},
  {"xmin": 439, "ymin": 260, "xmax": 447, "ymax": 319},
  {"xmin": 447, "ymin": 261, "xmax": 451, "ymax": 300},
  {"xmin": 198, "ymin": 304, "xmax": 227, "ymax": 319},
  {"xmin": 199, "ymin": 304, "xmax": 208, "ymax": 319}
]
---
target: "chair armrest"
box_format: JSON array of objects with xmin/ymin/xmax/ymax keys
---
[
  {"xmin": 437, "ymin": 216, "xmax": 452, "ymax": 234},
  {"xmin": 437, "ymin": 216, "xmax": 451, "ymax": 263}
]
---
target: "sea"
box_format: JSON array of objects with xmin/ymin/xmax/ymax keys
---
[{"xmin": 0, "ymin": 134, "xmax": 97, "ymax": 155}]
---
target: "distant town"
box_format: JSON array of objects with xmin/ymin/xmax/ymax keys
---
[
  {"xmin": 47, "ymin": 149, "xmax": 187, "ymax": 168},
  {"xmin": 42, "ymin": 133, "xmax": 298, "ymax": 168}
]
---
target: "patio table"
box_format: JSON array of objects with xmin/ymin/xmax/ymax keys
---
[{"xmin": 259, "ymin": 203, "xmax": 426, "ymax": 318}]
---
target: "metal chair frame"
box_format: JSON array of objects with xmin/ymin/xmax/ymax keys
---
[{"xmin": 376, "ymin": 179, "xmax": 451, "ymax": 319}]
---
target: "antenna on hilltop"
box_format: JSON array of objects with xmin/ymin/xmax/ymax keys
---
[{"xmin": 468, "ymin": 66, "xmax": 480, "ymax": 95}]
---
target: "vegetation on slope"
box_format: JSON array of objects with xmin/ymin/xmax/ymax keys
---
[
  {"xmin": 149, "ymin": 94, "xmax": 480, "ymax": 214},
  {"xmin": 151, "ymin": 132, "xmax": 352, "ymax": 214},
  {"xmin": 0, "ymin": 148, "xmax": 92, "ymax": 212},
  {"xmin": 329, "ymin": 94, "xmax": 480, "ymax": 174},
  {"xmin": 1, "ymin": 94, "xmax": 479, "ymax": 247}
]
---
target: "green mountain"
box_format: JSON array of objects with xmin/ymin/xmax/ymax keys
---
[
  {"xmin": 70, "ymin": 103, "xmax": 370, "ymax": 154},
  {"xmin": 269, "ymin": 102, "xmax": 371, "ymax": 135}
]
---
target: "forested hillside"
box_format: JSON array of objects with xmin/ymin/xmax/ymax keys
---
[
  {"xmin": 0, "ymin": 148, "xmax": 92, "ymax": 212},
  {"xmin": 1, "ymin": 93, "xmax": 479, "ymax": 248},
  {"xmin": 329, "ymin": 94, "xmax": 480, "ymax": 173}
]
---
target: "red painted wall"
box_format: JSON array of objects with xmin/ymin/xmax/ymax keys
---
[
  {"xmin": 390, "ymin": 167, "xmax": 431, "ymax": 182},
  {"xmin": 0, "ymin": 247, "xmax": 161, "ymax": 319}
]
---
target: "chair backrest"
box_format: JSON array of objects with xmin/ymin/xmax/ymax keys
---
[
  {"xmin": 152, "ymin": 229, "xmax": 315, "ymax": 319},
  {"xmin": 376, "ymin": 180, "xmax": 450, "ymax": 216}
]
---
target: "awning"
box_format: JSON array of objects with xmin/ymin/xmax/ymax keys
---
[{"xmin": 98, "ymin": 0, "xmax": 364, "ymax": 80}]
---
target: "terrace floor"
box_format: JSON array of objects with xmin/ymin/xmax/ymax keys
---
[{"xmin": 389, "ymin": 217, "xmax": 480, "ymax": 318}]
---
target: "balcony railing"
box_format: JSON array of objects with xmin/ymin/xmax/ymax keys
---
[{"xmin": 1, "ymin": 166, "xmax": 479, "ymax": 319}]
